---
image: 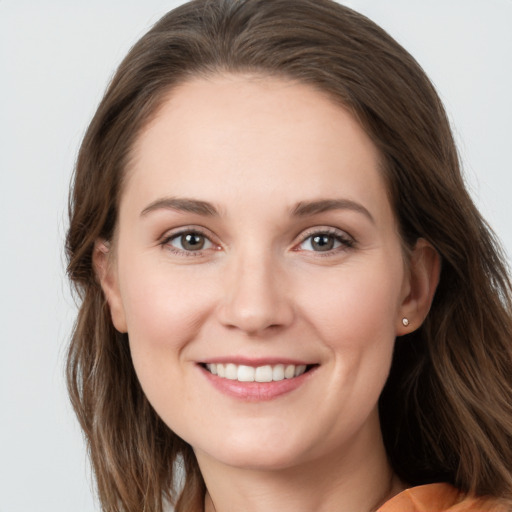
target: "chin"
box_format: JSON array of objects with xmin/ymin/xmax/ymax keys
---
[
  {"xmin": 207, "ymin": 449, "xmax": 304, "ymax": 472},
  {"xmin": 193, "ymin": 428, "xmax": 317, "ymax": 472}
]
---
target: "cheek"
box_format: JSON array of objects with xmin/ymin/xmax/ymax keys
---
[
  {"xmin": 120, "ymin": 259, "xmax": 213, "ymax": 347},
  {"xmin": 302, "ymin": 260, "xmax": 403, "ymax": 346},
  {"xmin": 304, "ymin": 261, "xmax": 403, "ymax": 419},
  {"xmin": 117, "ymin": 262, "xmax": 217, "ymax": 432},
  {"xmin": 301, "ymin": 257, "xmax": 404, "ymax": 408},
  {"xmin": 117, "ymin": 258, "xmax": 216, "ymax": 401}
]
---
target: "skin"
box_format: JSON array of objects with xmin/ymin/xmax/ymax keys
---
[{"xmin": 96, "ymin": 75, "xmax": 440, "ymax": 512}]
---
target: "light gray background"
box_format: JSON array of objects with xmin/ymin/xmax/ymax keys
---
[{"xmin": 1, "ymin": 1, "xmax": 511, "ymax": 510}]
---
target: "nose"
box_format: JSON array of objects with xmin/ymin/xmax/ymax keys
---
[{"xmin": 216, "ymin": 249, "xmax": 295, "ymax": 336}]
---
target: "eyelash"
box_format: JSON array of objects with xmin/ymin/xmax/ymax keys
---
[
  {"xmin": 160, "ymin": 228, "xmax": 218, "ymax": 257},
  {"xmin": 295, "ymin": 227, "xmax": 355, "ymax": 255},
  {"xmin": 160, "ymin": 227, "xmax": 355, "ymax": 257}
]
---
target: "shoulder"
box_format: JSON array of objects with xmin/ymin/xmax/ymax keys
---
[{"xmin": 378, "ymin": 483, "xmax": 510, "ymax": 512}]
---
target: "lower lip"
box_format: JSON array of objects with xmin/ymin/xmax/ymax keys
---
[{"xmin": 199, "ymin": 365, "xmax": 316, "ymax": 402}]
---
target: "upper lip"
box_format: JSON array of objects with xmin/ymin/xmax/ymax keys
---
[{"xmin": 199, "ymin": 356, "xmax": 316, "ymax": 366}]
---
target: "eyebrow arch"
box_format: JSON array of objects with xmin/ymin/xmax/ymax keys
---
[
  {"xmin": 140, "ymin": 197, "xmax": 219, "ymax": 217},
  {"xmin": 291, "ymin": 199, "xmax": 374, "ymax": 223}
]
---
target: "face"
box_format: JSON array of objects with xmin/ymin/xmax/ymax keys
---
[{"xmin": 100, "ymin": 75, "xmax": 417, "ymax": 473}]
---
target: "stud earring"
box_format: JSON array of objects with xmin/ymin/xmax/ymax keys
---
[{"xmin": 402, "ymin": 318, "xmax": 409, "ymax": 327}]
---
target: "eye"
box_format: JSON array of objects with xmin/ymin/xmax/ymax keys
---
[
  {"xmin": 297, "ymin": 229, "xmax": 354, "ymax": 253},
  {"xmin": 165, "ymin": 230, "xmax": 215, "ymax": 253}
]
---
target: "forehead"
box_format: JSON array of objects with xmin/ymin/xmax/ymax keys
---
[{"xmin": 123, "ymin": 74, "xmax": 390, "ymax": 220}]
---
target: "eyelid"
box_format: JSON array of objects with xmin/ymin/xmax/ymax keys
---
[
  {"xmin": 158, "ymin": 225, "xmax": 354, "ymax": 256},
  {"xmin": 294, "ymin": 226, "xmax": 355, "ymax": 253},
  {"xmin": 159, "ymin": 226, "xmax": 221, "ymax": 255}
]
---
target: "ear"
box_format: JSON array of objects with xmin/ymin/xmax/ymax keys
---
[
  {"xmin": 397, "ymin": 238, "xmax": 441, "ymax": 335},
  {"xmin": 93, "ymin": 239, "xmax": 127, "ymax": 333}
]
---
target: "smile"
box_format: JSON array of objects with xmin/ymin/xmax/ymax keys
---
[
  {"xmin": 199, "ymin": 361, "xmax": 318, "ymax": 401},
  {"xmin": 204, "ymin": 363, "xmax": 308, "ymax": 382}
]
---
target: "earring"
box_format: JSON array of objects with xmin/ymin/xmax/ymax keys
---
[{"xmin": 402, "ymin": 318, "xmax": 409, "ymax": 327}]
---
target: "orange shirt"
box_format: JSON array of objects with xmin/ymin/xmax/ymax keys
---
[{"xmin": 379, "ymin": 483, "xmax": 508, "ymax": 512}]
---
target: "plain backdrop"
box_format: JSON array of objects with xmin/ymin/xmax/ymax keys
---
[{"xmin": 1, "ymin": 1, "xmax": 511, "ymax": 510}]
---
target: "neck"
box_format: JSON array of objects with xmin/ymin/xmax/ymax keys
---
[{"xmin": 198, "ymin": 412, "xmax": 404, "ymax": 512}]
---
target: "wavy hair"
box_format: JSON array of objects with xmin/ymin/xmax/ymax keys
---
[{"xmin": 66, "ymin": 1, "xmax": 512, "ymax": 510}]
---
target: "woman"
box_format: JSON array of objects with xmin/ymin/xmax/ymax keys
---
[{"xmin": 66, "ymin": 0, "xmax": 512, "ymax": 511}]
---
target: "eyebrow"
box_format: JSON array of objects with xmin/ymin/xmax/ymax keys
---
[
  {"xmin": 140, "ymin": 197, "xmax": 219, "ymax": 217},
  {"xmin": 140, "ymin": 196, "xmax": 374, "ymax": 223},
  {"xmin": 291, "ymin": 199, "xmax": 374, "ymax": 223}
]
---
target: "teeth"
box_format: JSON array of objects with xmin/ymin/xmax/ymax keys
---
[
  {"xmin": 255, "ymin": 365, "xmax": 273, "ymax": 382},
  {"xmin": 294, "ymin": 364, "xmax": 306, "ymax": 377},
  {"xmin": 284, "ymin": 364, "xmax": 295, "ymax": 379},
  {"xmin": 272, "ymin": 364, "xmax": 285, "ymax": 381},
  {"xmin": 225, "ymin": 363, "xmax": 237, "ymax": 380},
  {"xmin": 205, "ymin": 363, "xmax": 308, "ymax": 382},
  {"xmin": 237, "ymin": 365, "xmax": 255, "ymax": 382}
]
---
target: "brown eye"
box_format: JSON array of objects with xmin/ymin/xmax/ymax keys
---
[
  {"xmin": 298, "ymin": 230, "xmax": 353, "ymax": 253},
  {"xmin": 168, "ymin": 231, "xmax": 213, "ymax": 252},
  {"xmin": 181, "ymin": 233, "xmax": 205, "ymax": 250},
  {"xmin": 311, "ymin": 234, "xmax": 335, "ymax": 251}
]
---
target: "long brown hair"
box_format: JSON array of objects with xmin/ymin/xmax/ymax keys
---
[{"xmin": 66, "ymin": 1, "xmax": 512, "ymax": 510}]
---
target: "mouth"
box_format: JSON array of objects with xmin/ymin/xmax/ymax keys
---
[
  {"xmin": 198, "ymin": 361, "xmax": 318, "ymax": 401},
  {"xmin": 200, "ymin": 362, "xmax": 316, "ymax": 383}
]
